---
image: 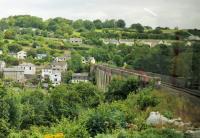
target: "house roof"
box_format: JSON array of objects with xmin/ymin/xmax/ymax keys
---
[
  {"xmin": 0, "ymin": 61, "xmax": 5, "ymax": 64},
  {"xmin": 17, "ymin": 51, "xmax": 27, "ymax": 54},
  {"xmin": 72, "ymin": 73, "xmax": 89, "ymax": 77},
  {"xmin": 3, "ymin": 68, "xmax": 24, "ymax": 72},
  {"xmin": 19, "ymin": 63, "xmax": 35, "ymax": 67},
  {"xmin": 70, "ymin": 38, "xmax": 82, "ymax": 41},
  {"xmin": 51, "ymin": 62, "xmax": 67, "ymax": 67}
]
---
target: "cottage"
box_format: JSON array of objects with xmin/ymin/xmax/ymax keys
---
[
  {"xmin": 17, "ymin": 51, "xmax": 27, "ymax": 59},
  {"xmin": 51, "ymin": 62, "xmax": 67, "ymax": 72},
  {"xmin": 36, "ymin": 54, "xmax": 47, "ymax": 60},
  {"xmin": 70, "ymin": 38, "xmax": 83, "ymax": 44},
  {"xmin": 3, "ymin": 68, "xmax": 25, "ymax": 82},
  {"xmin": 71, "ymin": 73, "xmax": 89, "ymax": 83},
  {"xmin": 41, "ymin": 69, "xmax": 61, "ymax": 86},
  {"xmin": 88, "ymin": 57, "xmax": 96, "ymax": 64},
  {"xmin": 186, "ymin": 41, "xmax": 192, "ymax": 46},
  {"xmin": 0, "ymin": 61, "xmax": 6, "ymax": 71},
  {"xmin": 17, "ymin": 63, "xmax": 36, "ymax": 75},
  {"xmin": 103, "ymin": 39, "xmax": 119, "ymax": 45},
  {"xmin": 187, "ymin": 35, "xmax": 200, "ymax": 41},
  {"xmin": 49, "ymin": 71, "xmax": 61, "ymax": 86},
  {"xmin": 41, "ymin": 69, "xmax": 53, "ymax": 78},
  {"xmin": 158, "ymin": 40, "xmax": 171, "ymax": 46},
  {"xmin": 139, "ymin": 39, "xmax": 160, "ymax": 48},
  {"xmin": 54, "ymin": 54, "xmax": 71, "ymax": 62},
  {"xmin": 119, "ymin": 39, "xmax": 135, "ymax": 46}
]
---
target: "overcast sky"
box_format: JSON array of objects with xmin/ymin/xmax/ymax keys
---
[{"xmin": 0, "ymin": 0, "xmax": 199, "ymax": 29}]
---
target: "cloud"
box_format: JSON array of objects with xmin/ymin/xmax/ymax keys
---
[
  {"xmin": 144, "ymin": 8, "xmax": 157, "ymax": 17},
  {"xmin": 0, "ymin": 0, "xmax": 199, "ymax": 29}
]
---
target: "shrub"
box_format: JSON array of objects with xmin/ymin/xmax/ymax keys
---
[
  {"xmin": 84, "ymin": 102, "xmax": 135, "ymax": 137},
  {"xmin": 106, "ymin": 77, "xmax": 140, "ymax": 102},
  {"xmin": 137, "ymin": 90, "xmax": 160, "ymax": 110}
]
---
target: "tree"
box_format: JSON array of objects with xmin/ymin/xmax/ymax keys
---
[
  {"xmin": 116, "ymin": 19, "xmax": 126, "ymax": 28},
  {"xmin": 0, "ymin": 119, "xmax": 10, "ymax": 137},
  {"xmin": 0, "ymin": 19, "xmax": 9, "ymax": 31},
  {"xmin": 68, "ymin": 52, "xmax": 83, "ymax": 72},
  {"xmin": 73, "ymin": 19, "xmax": 84, "ymax": 30},
  {"xmin": 113, "ymin": 55, "xmax": 123, "ymax": 66},
  {"xmin": 83, "ymin": 20, "xmax": 95, "ymax": 30},
  {"xmin": 21, "ymin": 90, "xmax": 50, "ymax": 129},
  {"xmin": 93, "ymin": 20, "xmax": 103, "ymax": 29},
  {"xmin": 4, "ymin": 29, "xmax": 16, "ymax": 39},
  {"xmin": 72, "ymin": 83, "xmax": 103, "ymax": 107},
  {"xmin": 6, "ymin": 92, "xmax": 22, "ymax": 129},
  {"xmin": 49, "ymin": 85, "xmax": 81, "ymax": 119},
  {"xmin": 103, "ymin": 20, "xmax": 116, "ymax": 28},
  {"xmin": 27, "ymin": 49, "xmax": 37, "ymax": 58},
  {"xmin": 7, "ymin": 43, "xmax": 22, "ymax": 53},
  {"xmin": 62, "ymin": 70, "xmax": 73, "ymax": 83},
  {"xmin": 130, "ymin": 23, "xmax": 144, "ymax": 33},
  {"xmin": 105, "ymin": 77, "xmax": 139, "ymax": 102}
]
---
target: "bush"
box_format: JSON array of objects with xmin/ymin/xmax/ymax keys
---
[
  {"xmin": 105, "ymin": 77, "xmax": 140, "ymax": 102},
  {"xmin": 84, "ymin": 102, "xmax": 135, "ymax": 137},
  {"xmin": 137, "ymin": 89, "xmax": 160, "ymax": 110}
]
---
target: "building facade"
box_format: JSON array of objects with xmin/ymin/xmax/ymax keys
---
[
  {"xmin": 17, "ymin": 63, "xmax": 36, "ymax": 75},
  {"xmin": 17, "ymin": 51, "xmax": 27, "ymax": 59},
  {"xmin": 70, "ymin": 38, "xmax": 82, "ymax": 44},
  {"xmin": 51, "ymin": 62, "xmax": 67, "ymax": 72},
  {"xmin": 71, "ymin": 73, "xmax": 89, "ymax": 83},
  {"xmin": 0, "ymin": 61, "xmax": 6, "ymax": 71},
  {"xmin": 3, "ymin": 68, "xmax": 25, "ymax": 82}
]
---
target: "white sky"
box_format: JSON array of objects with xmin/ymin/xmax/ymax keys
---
[{"xmin": 0, "ymin": 0, "xmax": 199, "ymax": 29}]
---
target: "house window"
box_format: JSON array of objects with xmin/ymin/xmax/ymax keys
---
[{"xmin": 29, "ymin": 67, "xmax": 31, "ymax": 70}]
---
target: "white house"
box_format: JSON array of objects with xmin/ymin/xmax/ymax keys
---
[
  {"xmin": 51, "ymin": 62, "xmax": 67, "ymax": 72},
  {"xmin": 36, "ymin": 54, "xmax": 47, "ymax": 60},
  {"xmin": 0, "ymin": 61, "xmax": 6, "ymax": 71},
  {"xmin": 54, "ymin": 54, "xmax": 71, "ymax": 62},
  {"xmin": 188, "ymin": 35, "xmax": 200, "ymax": 41},
  {"xmin": 41, "ymin": 69, "xmax": 61, "ymax": 86},
  {"xmin": 0, "ymin": 50, "xmax": 3, "ymax": 55},
  {"xmin": 49, "ymin": 71, "xmax": 61, "ymax": 86},
  {"xmin": 71, "ymin": 73, "xmax": 89, "ymax": 83},
  {"xmin": 158, "ymin": 40, "xmax": 171, "ymax": 46},
  {"xmin": 88, "ymin": 57, "xmax": 96, "ymax": 64},
  {"xmin": 103, "ymin": 39, "xmax": 119, "ymax": 45},
  {"xmin": 119, "ymin": 39, "xmax": 135, "ymax": 46},
  {"xmin": 17, "ymin": 63, "xmax": 36, "ymax": 75},
  {"xmin": 3, "ymin": 68, "xmax": 25, "ymax": 83},
  {"xmin": 70, "ymin": 38, "xmax": 82, "ymax": 44},
  {"xmin": 41, "ymin": 69, "xmax": 53, "ymax": 78},
  {"xmin": 17, "ymin": 51, "xmax": 27, "ymax": 59}
]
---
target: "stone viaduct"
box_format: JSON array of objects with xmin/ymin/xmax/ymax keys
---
[{"xmin": 90, "ymin": 64, "xmax": 159, "ymax": 91}]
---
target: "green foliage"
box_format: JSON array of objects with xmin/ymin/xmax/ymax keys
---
[
  {"xmin": 130, "ymin": 23, "xmax": 144, "ymax": 33},
  {"xmin": 0, "ymin": 119, "xmax": 10, "ymax": 137},
  {"xmin": 62, "ymin": 70, "xmax": 73, "ymax": 83},
  {"xmin": 68, "ymin": 52, "xmax": 84, "ymax": 72},
  {"xmin": 137, "ymin": 89, "xmax": 160, "ymax": 110},
  {"xmin": 116, "ymin": 19, "xmax": 126, "ymax": 28},
  {"xmin": 106, "ymin": 77, "xmax": 140, "ymax": 102},
  {"xmin": 84, "ymin": 102, "xmax": 134, "ymax": 137},
  {"xmin": 71, "ymin": 83, "xmax": 103, "ymax": 108},
  {"xmin": 49, "ymin": 86, "xmax": 81, "ymax": 119},
  {"xmin": 4, "ymin": 29, "xmax": 17, "ymax": 39},
  {"xmin": 7, "ymin": 43, "xmax": 22, "ymax": 53}
]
